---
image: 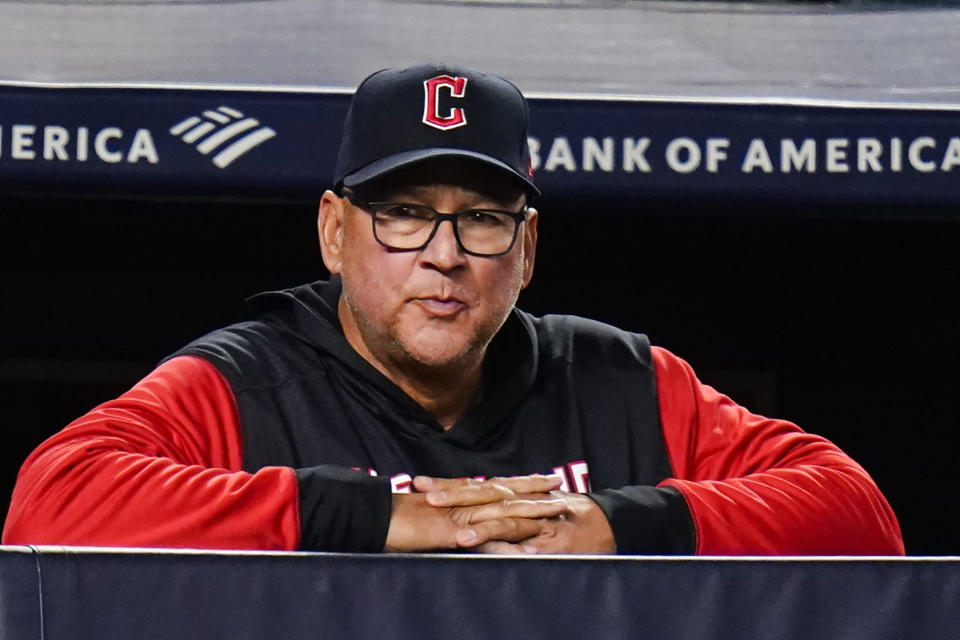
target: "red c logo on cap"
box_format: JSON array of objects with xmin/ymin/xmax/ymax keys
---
[{"xmin": 423, "ymin": 75, "xmax": 468, "ymax": 130}]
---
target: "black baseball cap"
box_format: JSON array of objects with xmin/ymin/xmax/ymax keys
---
[{"xmin": 333, "ymin": 64, "xmax": 539, "ymax": 197}]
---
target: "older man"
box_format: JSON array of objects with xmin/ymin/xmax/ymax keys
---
[{"xmin": 3, "ymin": 65, "xmax": 903, "ymax": 555}]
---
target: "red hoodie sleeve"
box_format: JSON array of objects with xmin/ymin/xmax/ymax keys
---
[
  {"xmin": 652, "ymin": 346, "xmax": 904, "ymax": 555},
  {"xmin": 2, "ymin": 356, "xmax": 302, "ymax": 550}
]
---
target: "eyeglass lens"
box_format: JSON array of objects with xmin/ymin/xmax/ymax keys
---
[{"xmin": 372, "ymin": 204, "xmax": 521, "ymax": 255}]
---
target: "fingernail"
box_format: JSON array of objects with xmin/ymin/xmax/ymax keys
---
[
  {"xmin": 428, "ymin": 491, "xmax": 448, "ymax": 505},
  {"xmin": 457, "ymin": 529, "xmax": 477, "ymax": 545},
  {"xmin": 521, "ymin": 544, "xmax": 538, "ymax": 554}
]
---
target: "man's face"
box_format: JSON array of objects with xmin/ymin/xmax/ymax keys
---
[{"xmin": 318, "ymin": 160, "xmax": 538, "ymax": 377}]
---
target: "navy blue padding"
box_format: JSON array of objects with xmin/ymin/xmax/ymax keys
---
[
  {"xmin": 0, "ymin": 546, "xmax": 42, "ymax": 640},
  {"xmin": 10, "ymin": 548, "xmax": 960, "ymax": 640},
  {"xmin": 2, "ymin": 84, "xmax": 959, "ymax": 211}
]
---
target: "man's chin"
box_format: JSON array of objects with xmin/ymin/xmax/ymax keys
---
[
  {"xmin": 392, "ymin": 334, "xmax": 485, "ymax": 372},
  {"xmin": 398, "ymin": 346, "xmax": 475, "ymax": 370}
]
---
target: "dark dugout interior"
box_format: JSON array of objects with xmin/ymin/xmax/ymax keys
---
[{"xmin": 2, "ymin": 189, "xmax": 956, "ymax": 554}]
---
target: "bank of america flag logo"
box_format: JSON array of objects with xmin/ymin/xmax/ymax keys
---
[{"xmin": 170, "ymin": 106, "xmax": 276, "ymax": 168}]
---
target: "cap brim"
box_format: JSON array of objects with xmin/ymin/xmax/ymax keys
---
[{"xmin": 341, "ymin": 148, "xmax": 540, "ymax": 197}]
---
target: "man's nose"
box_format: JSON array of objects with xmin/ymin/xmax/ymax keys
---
[{"xmin": 419, "ymin": 218, "xmax": 466, "ymax": 270}]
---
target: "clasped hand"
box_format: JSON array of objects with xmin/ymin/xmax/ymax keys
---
[{"xmin": 384, "ymin": 474, "xmax": 615, "ymax": 555}]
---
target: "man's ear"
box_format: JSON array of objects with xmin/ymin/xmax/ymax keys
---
[
  {"xmin": 318, "ymin": 190, "xmax": 345, "ymax": 274},
  {"xmin": 521, "ymin": 207, "xmax": 538, "ymax": 289}
]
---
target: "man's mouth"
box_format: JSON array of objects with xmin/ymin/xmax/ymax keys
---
[{"xmin": 414, "ymin": 296, "xmax": 467, "ymax": 317}]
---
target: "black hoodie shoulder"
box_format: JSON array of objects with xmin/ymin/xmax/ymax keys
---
[
  {"xmin": 522, "ymin": 312, "xmax": 654, "ymax": 380},
  {"xmin": 171, "ymin": 279, "xmax": 356, "ymax": 392}
]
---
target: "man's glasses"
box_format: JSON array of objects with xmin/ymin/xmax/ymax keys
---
[{"xmin": 345, "ymin": 194, "xmax": 529, "ymax": 257}]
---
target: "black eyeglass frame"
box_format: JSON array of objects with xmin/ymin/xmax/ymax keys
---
[{"xmin": 344, "ymin": 193, "xmax": 529, "ymax": 257}]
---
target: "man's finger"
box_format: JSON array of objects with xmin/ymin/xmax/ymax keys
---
[
  {"xmin": 455, "ymin": 516, "xmax": 546, "ymax": 547},
  {"xmin": 425, "ymin": 482, "xmax": 515, "ymax": 507},
  {"xmin": 420, "ymin": 475, "xmax": 564, "ymax": 506},
  {"xmin": 415, "ymin": 474, "xmax": 562, "ymax": 494},
  {"xmin": 450, "ymin": 498, "xmax": 568, "ymax": 525},
  {"xmin": 485, "ymin": 474, "xmax": 564, "ymax": 494},
  {"xmin": 472, "ymin": 540, "xmax": 539, "ymax": 555},
  {"xmin": 413, "ymin": 476, "xmax": 481, "ymax": 492}
]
